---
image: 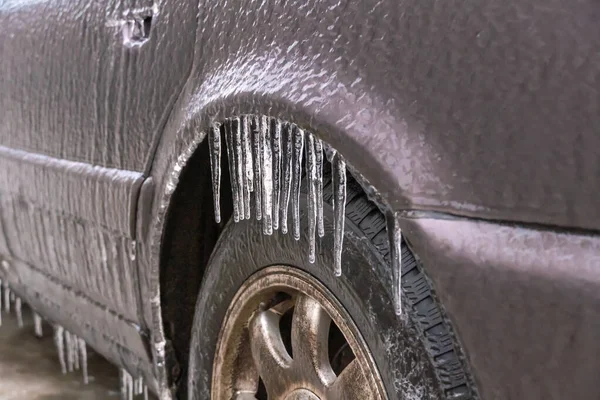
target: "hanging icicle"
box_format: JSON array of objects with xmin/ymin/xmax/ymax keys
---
[
  {"xmin": 120, "ymin": 368, "xmax": 134, "ymax": 400},
  {"xmin": 332, "ymin": 153, "xmax": 347, "ymax": 276},
  {"xmin": 208, "ymin": 123, "xmax": 222, "ymax": 223},
  {"xmin": 3, "ymin": 282, "xmax": 10, "ymax": 313},
  {"xmin": 314, "ymin": 138, "xmax": 325, "ymax": 238},
  {"xmin": 306, "ymin": 133, "xmax": 317, "ymax": 263},
  {"xmin": 292, "ymin": 125, "xmax": 305, "ymax": 241},
  {"xmin": 252, "ymin": 116, "xmax": 263, "ymax": 221},
  {"xmin": 280, "ymin": 123, "xmax": 293, "ymax": 234},
  {"xmin": 0, "ymin": 279, "xmax": 3, "ymax": 327},
  {"xmin": 79, "ymin": 337, "xmax": 89, "ymax": 384},
  {"xmin": 387, "ymin": 212, "xmax": 403, "ymax": 315},
  {"xmin": 54, "ymin": 325, "xmax": 67, "ymax": 374},
  {"xmin": 271, "ymin": 119, "xmax": 282, "ymax": 231},
  {"xmin": 260, "ymin": 116, "xmax": 274, "ymax": 235},
  {"xmin": 224, "ymin": 120, "xmax": 240, "ymax": 223},
  {"xmin": 15, "ymin": 297, "xmax": 23, "ymax": 328},
  {"xmin": 232, "ymin": 117, "xmax": 246, "ymax": 220},
  {"xmin": 33, "ymin": 312, "xmax": 43, "ymax": 337}
]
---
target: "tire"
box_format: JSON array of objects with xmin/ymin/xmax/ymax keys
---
[{"xmin": 188, "ymin": 170, "xmax": 473, "ymax": 399}]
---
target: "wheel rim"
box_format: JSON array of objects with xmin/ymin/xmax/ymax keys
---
[{"xmin": 212, "ymin": 266, "xmax": 387, "ymax": 400}]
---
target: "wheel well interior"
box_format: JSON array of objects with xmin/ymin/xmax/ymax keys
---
[{"xmin": 159, "ymin": 139, "xmax": 233, "ymax": 390}]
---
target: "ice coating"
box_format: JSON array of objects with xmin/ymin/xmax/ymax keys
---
[
  {"xmin": 333, "ymin": 154, "xmax": 347, "ymax": 276},
  {"xmin": 306, "ymin": 133, "xmax": 317, "ymax": 263},
  {"xmin": 15, "ymin": 297, "xmax": 23, "ymax": 327},
  {"xmin": 260, "ymin": 116, "xmax": 273, "ymax": 235},
  {"xmin": 271, "ymin": 119, "xmax": 282, "ymax": 231},
  {"xmin": 387, "ymin": 212, "xmax": 403, "ymax": 315},
  {"xmin": 280, "ymin": 123, "xmax": 293, "ymax": 234},
  {"xmin": 33, "ymin": 312, "xmax": 43, "ymax": 337},
  {"xmin": 292, "ymin": 126, "xmax": 305, "ymax": 241},
  {"xmin": 208, "ymin": 123, "xmax": 222, "ymax": 223}
]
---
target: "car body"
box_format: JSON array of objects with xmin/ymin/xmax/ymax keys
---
[{"xmin": 1, "ymin": 0, "xmax": 599, "ymax": 398}]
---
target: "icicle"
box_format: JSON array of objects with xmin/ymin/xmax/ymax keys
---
[
  {"xmin": 332, "ymin": 154, "xmax": 346, "ymax": 276},
  {"xmin": 315, "ymin": 138, "xmax": 325, "ymax": 238},
  {"xmin": 54, "ymin": 325, "xmax": 67, "ymax": 374},
  {"xmin": 144, "ymin": 385, "xmax": 148, "ymax": 400},
  {"xmin": 224, "ymin": 121, "xmax": 240, "ymax": 222},
  {"xmin": 261, "ymin": 116, "xmax": 273, "ymax": 234},
  {"xmin": 280, "ymin": 123, "xmax": 293, "ymax": 234},
  {"xmin": 0, "ymin": 279, "xmax": 2, "ymax": 327},
  {"xmin": 65, "ymin": 330, "xmax": 74, "ymax": 372},
  {"xmin": 292, "ymin": 125, "xmax": 305, "ymax": 240},
  {"xmin": 15, "ymin": 297, "xmax": 23, "ymax": 328},
  {"xmin": 3, "ymin": 283, "xmax": 10, "ymax": 312},
  {"xmin": 251, "ymin": 116, "xmax": 263, "ymax": 220},
  {"xmin": 209, "ymin": 123, "xmax": 222, "ymax": 223},
  {"xmin": 232, "ymin": 117, "xmax": 246, "ymax": 220},
  {"xmin": 387, "ymin": 212, "xmax": 403, "ymax": 316},
  {"xmin": 120, "ymin": 369, "xmax": 133, "ymax": 400},
  {"xmin": 306, "ymin": 133, "xmax": 317, "ymax": 263},
  {"xmin": 79, "ymin": 338, "xmax": 88, "ymax": 384},
  {"xmin": 34, "ymin": 312, "xmax": 43, "ymax": 337},
  {"xmin": 240, "ymin": 116, "xmax": 252, "ymax": 220},
  {"xmin": 271, "ymin": 119, "xmax": 282, "ymax": 231},
  {"xmin": 73, "ymin": 334, "xmax": 80, "ymax": 370},
  {"xmin": 135, "ymin": 377, "xmax": 144, "ymax": 395}
]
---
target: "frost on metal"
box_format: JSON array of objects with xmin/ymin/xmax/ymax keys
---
[
  {"xmin": 121, "ymin": 368, "xmax": 148, "ymax": 400},
  {"xmin": 206, "ymin": 115, "xmax": 403, "ymax": 311},
  {"xmin": 387, "ymin": 212, "xmax": 403, "ymax": 316},
  {"xmin": 53, "ymin": 325, "xmax": 89, "ymax": 384}
]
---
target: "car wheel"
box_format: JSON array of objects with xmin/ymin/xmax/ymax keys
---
[{"xmin": 188, "ymin": 171, "xmax": 472, "ymax": 399}]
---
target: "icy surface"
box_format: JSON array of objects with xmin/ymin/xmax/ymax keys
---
[
  {"xmin": 333, "ymin": 154, "xmax": 347, "ymax": 276},
  {"xmin": 208, "ymin": 123, "xmax": 222, "ymax": 223},
  {"xmin": 387, "ymin": 212, "xmax": 403, "ymax": 315}
]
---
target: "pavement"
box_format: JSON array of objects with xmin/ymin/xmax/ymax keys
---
[{"xmin": 0, "ymin": 306, "xmax": 124, "ymax": 399}]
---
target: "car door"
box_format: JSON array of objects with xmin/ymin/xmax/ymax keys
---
[{"xmin": 0, "ymin": 0, "xmax": 197, "ymax": 360}]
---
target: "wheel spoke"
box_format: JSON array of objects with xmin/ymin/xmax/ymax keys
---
[
  {"xmin": 248, "ymin": 308, "xmax": 293, "ymax": 397},
  {"xmin": 327, "ymin": 359, "xmax": 375, "ymax": 400},
  {"xmin": 291, "ymin": 294, "xmax": 336, "ymax": 387}
]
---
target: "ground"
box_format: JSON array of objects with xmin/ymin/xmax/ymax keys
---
[{"xmin": 0, "ymin": 306, "xmax": 125, "ymax": 399}]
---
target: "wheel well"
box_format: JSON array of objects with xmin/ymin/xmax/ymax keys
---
[{"xmin": 159, "ymin": 139, "xmax": 233, "ymax": 389}]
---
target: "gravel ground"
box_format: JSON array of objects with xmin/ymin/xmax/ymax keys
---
[{"xmin": 0, "ymin": 306, "xmax": 124, "ymax": 399}]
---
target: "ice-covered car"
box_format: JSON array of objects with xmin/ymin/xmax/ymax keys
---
[{"xmin": 1, "ymin": 0, "xmax": 599, "ymax": 398}]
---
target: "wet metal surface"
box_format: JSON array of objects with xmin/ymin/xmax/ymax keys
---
[{"xmin": 0, "ymin": 307, "xmax": 121, "ymax": 400}]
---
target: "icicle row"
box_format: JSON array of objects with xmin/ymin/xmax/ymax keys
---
[
  {"xmin": 53, "ymin": 325, "xmax": 90, "ymax": 384},
  {"xmin": 207, "ymin": 116, "xmax": 356, "ymax": 278},
  {"xmin": 120, "ymin": 369, "xmax": 148, "ymax": 400},
  {"xmin": 387, "ymin": 212, "xmax": 403, "ymax": 315}
]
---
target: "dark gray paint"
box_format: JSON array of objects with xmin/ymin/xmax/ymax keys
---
[{"xmin": 1, "ymin": 0, "xmax": 599, "ymax": 398}]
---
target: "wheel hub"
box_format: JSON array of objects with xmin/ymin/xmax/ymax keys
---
[{"xmin": 211, "ymin": 266, "xmax": 386, "ymax": 400}]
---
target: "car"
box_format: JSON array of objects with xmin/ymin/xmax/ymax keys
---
[{"xmin": 1, "ymin": 0, "xmax": 599, "ymax": 399}]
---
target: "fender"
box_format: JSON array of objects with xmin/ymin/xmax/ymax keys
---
[{"xmin": 141, "ymin": 0, "xmax": 600, "ymax": 397}]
